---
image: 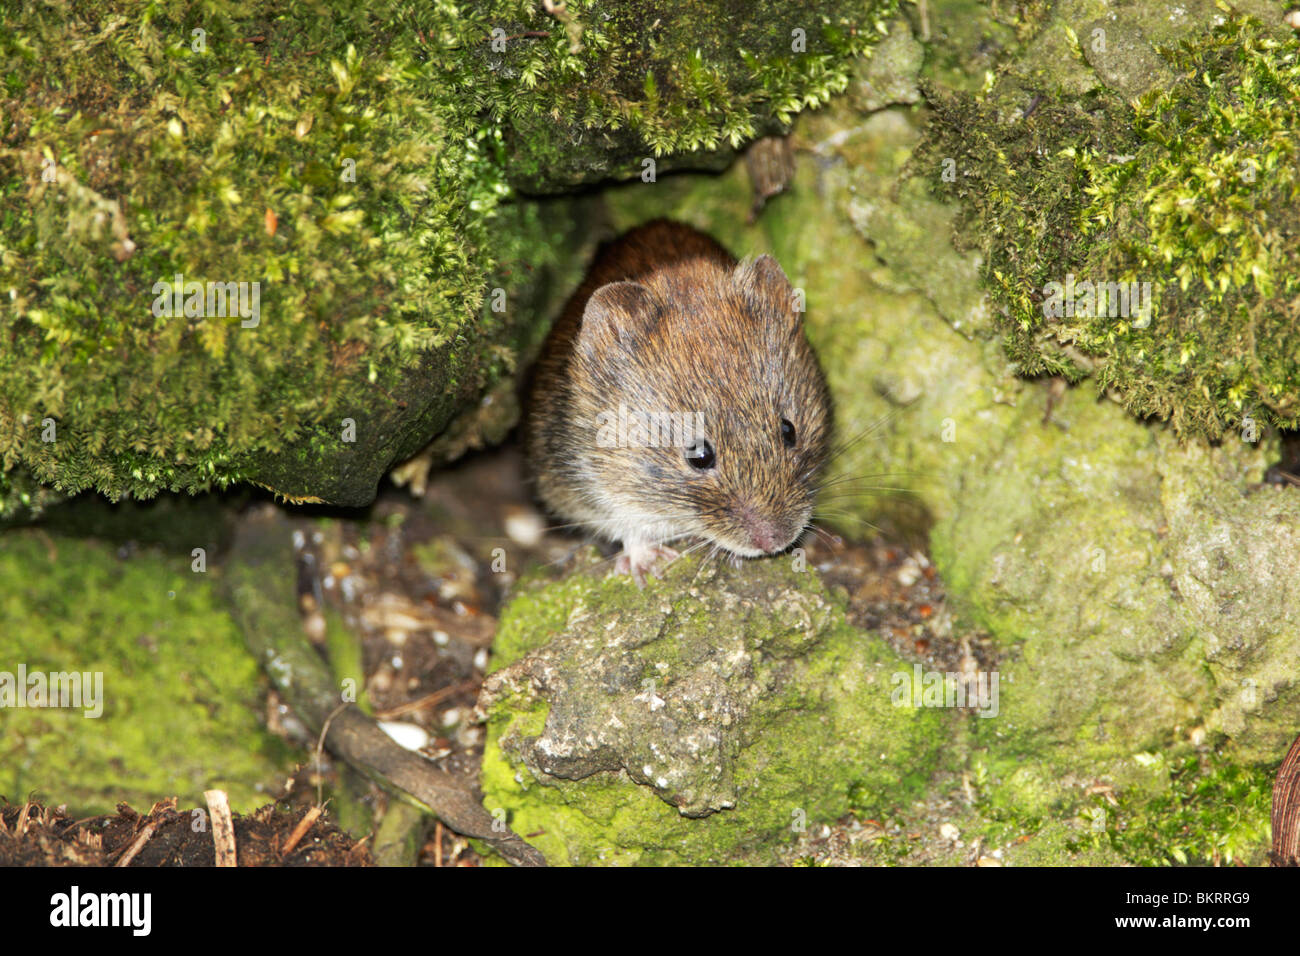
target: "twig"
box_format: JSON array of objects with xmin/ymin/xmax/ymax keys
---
[
  {"xmin": 223, "ymin": 508, "xmax": 547, "ymax": 867},
  {"xmin": 373, "ymin": 679, "xmax": 479, "ymax": 721},
  {"xmin": 114, "ymin": 820, "xmax": 159, "ymax": 867},
  {"xmin": 281, "ymin": 806, "xmax": 322, "ymax": 857},
  {"xmin": 316, "ymin": 700, "xmax": 351, "ymax": 807},
  {"xmin": 204, "ymin": 789, "xmax": 238, "ymax": 867}
]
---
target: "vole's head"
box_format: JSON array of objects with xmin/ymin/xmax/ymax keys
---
[{"xmin": 574, "ymin": 253, "xmax": 832, "ymax": 558}]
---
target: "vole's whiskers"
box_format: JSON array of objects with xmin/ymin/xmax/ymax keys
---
[
  {"xmin": 665, "ymin": 536, "xmax": 715, "ymax": 570},
  {"xmin": 691, "ymin": 542, "xmax": 726, "ymax": 587},
  {"xmin": 824, "ymin": 413, "xmax": 898, "ymax": 465},
  {"xmin": 813, "ymin": 470, "xmax": 922, "ymax": 493},
  {"xmin": 803, "ymin": 522, "xmax": 840, "ymax": 549},
  {"xmin": 812, "ymin": 508, "xmax": 886, "ymax": 538},
  {"xmin": 816, "ymin": 489, "xmax": 917, "ymax": 503}
]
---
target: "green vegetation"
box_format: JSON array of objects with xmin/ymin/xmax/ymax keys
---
[
  {"xmin": 480, "ymin": 554, "xmax": 944, "ymax": 864},
  {"xmin": 0, "ymin": 1, "xmax": 529, "ymax": 510},
  {"xmin": 480, "ymin": 0, "xmax": 897, "ymax": 189},
  {"xmin": 2, "ymin": 0, "xmax": 890, "ymax": 514},
  {"xmin": 1069, "ymin": 756, "xmax": 1273, "ymax": 866},
  {"xmin": 923, "ymin": 18, "xmax": 1300, "ymax": 437},
  {"xmin": 0, "ymin": 529, "xmax": 296, "ymax": 813}
]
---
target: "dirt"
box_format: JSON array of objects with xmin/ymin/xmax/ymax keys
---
[{"xmin": 0, "ymin": 799, "xmax": 370, "ymax": 867}]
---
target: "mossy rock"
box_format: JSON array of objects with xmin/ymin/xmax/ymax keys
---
[
  {"xmin": 919, "ymin": 12, "xmax": 1300, "ymax": 438},
  {"xmin": 0, "ymin": 528, "xmax": 296, "ymax": 814},
  {"xmin": 581, "ymin": 14, "xmax": 1297, "ymax": 861},
  {"xmin": 479, "ymin": 556, "xmax": 945, "ymax": 865},
  {"xmin": 479, "ymin": 0, "xmax": 898, "ymax": 192},
  {"xmin": 1, "ymin": 0, "xmax": 890, "ymax": 516},
  {"xmin": 0, "ymin": 2, "xmax": 578, "ymax": 512}
]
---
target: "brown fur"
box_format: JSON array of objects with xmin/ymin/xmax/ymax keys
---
[{"xmin": 524, "ymin": 220, "xmax": 832, "ymax": 569}]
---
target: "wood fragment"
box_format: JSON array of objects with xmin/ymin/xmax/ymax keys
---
[
  {"xmin": 114, "ymin": 820, "xmax": 159, "ymax": 867},
  {"xmin": 373, "ymin": 679, "xmax": 478, "ymax": 721},
  {"xmin": 281, "ymin": 806, "xmax": 322, "ymax": 857},
  {"xmin": 1272, "ymin": 732, "xmax": 1300, "ymax": 866},
  {"xmin": 224, "ymin": 507, "xmax": 546, "ymax": 866},
  {"xmin": 204, "ymin": 789, "xmax": 238, "ymax": 867}
]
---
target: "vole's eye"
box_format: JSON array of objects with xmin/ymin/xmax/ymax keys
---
[
  {"xmin": 780, "ymin": 418, "xmax": 796, "ymax": 448},
  {"xmin": 685, "ymin": 439, "xmax": 715, "ymax": 470}
]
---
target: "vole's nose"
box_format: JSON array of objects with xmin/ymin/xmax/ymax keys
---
[{"xmin": 738, "ymin": 505, "xmax": 783, "ymax": 553}]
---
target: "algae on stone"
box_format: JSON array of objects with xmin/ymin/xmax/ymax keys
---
[
  {"xmin": 0, "ymin": 529, "xmax": 296, "ymax": 814},
  {"xmin": 480, "ymin": 556, "xmax": 944, "ymax": 865}
]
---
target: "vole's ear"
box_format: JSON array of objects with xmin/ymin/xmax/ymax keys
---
[
  {"xmin": 579, "ymin": 281, "xmax": 661, "ymax": 355},
  {"xmin": 733, "ymin": 255, "xmax": 800, "ymax": 332}
]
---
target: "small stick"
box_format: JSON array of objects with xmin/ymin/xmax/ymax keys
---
[
  {"xmin": 281, "ymin": 806, "xmax": 323, "ymax": 857},
  {"xmin": 373, "ymin": 679, "xmax": 478, "ymax": 720},
  {"xmin": 434, "ymin": 820, "xmax": 444, "ymax": 867},
  {"xmin": 315, "ymin": 701, "xmax": 351, "ymax": 807},
  {"xmin": 114, "ymin": 820, "xmax": 159, "ymax": 867},
  {"xmin": 204, "ymin": 789, "xmax": 238, "ymax": 867}
]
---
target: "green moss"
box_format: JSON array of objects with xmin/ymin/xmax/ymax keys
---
[
  {"xmin": 324, "ymin": 604, "xmax": 370, "ymax": 716},
  {"xmin": 0, "ymin": 529, "xmax": 295, "ymax": 813},
  {"xmin": 0, "ymin": 1, "xmax": 891, "ymax": 514},
  {"xmin": 960, "ymin": 746, "xmax": 1270, "ymax": 866},
  {"xmin": 921, "ymin": 17, "xmax": 1300, "ymax": 437},
  {"xmin": 476, "ymin": 0, "xmax": 898, "ymax": 191},
  {"xmin": 0, "ymin": 2, "xmax": 532, "ymax": 508},
  {"xmin": 1067, "ymin": 755, "xmax": 1272, "ymax": 866},
  {"xmin": 480, "ymin": 555, "xmax": 945, "ymax": 865}
]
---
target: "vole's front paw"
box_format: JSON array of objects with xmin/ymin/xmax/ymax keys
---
[{"xmin": 615, "ymin": 543, "xmax": 680, "ymax": 588}]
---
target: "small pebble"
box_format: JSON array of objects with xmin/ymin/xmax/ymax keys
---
[
  {"xmin": 377, "ymin": 721, "xmax": 430, "ymax": 751},
  {"xmin": 504, "ymin": 507, "xmax": 546, "ymax": 547},
  {"xmin": 302, "ymin": 610, "xmax": 326, "ymax": 643}
]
